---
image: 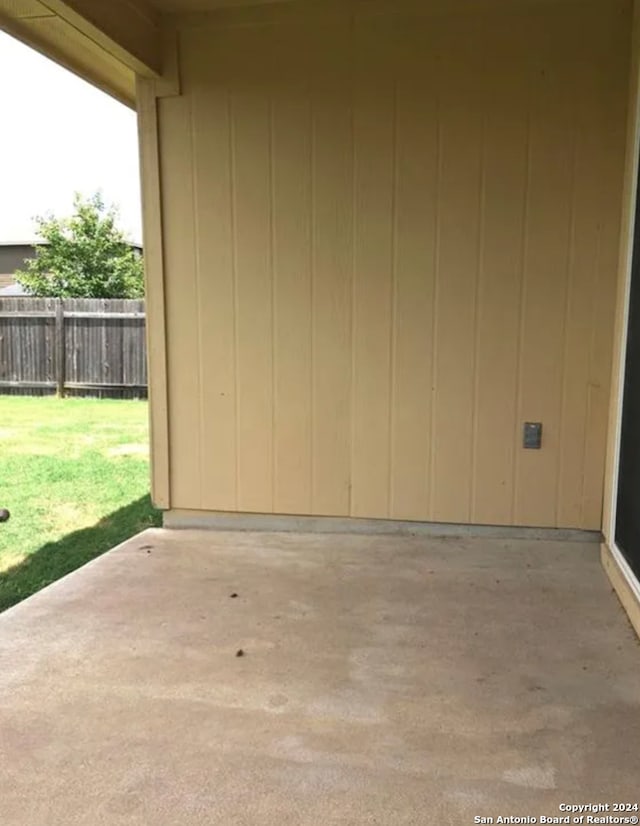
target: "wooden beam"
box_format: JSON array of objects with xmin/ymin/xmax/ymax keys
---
[
  {"xmin": 0, "ymin": 311, "xmax": 145, "ymax": 318},
  {"xmin": 0, "ymin": 311, "xmax": 55, "ymax": 318},
  {"xmin": 63, "ymin": 311, "xmax": 146, "ymax": 319},
  {"xmin": 0, "ymin": 10, "xmax": 136, "ymax": 108},
  {"xmin": 39, "ymin": 0, "xmax": 162, "ymax": 78},
  {"xmin": 0, "ymin": 381, "xmax": 147, "ymax": 390}
]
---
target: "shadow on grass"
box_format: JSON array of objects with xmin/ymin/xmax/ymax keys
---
[{"xmin": 0, "ymin": 495, "xmax": 161, "ymax": 613}]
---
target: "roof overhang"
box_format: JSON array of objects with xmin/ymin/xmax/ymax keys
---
[{"xmin": 0, "ymin": 0, "xmax": 163, "ymax": 108}]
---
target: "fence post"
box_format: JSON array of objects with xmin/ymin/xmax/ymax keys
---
[{"xmin": 55, "ymin": 299, "xmax": 65, "ymax": 397}]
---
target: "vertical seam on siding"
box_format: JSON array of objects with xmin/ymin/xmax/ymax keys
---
[
  {"xmin": 556, "ymin": 130, "xmax": 579, "ymax": 528},
  {"xmin": 349, "ymin": 14, "xmax": 356, "ymax": 517},
  {"xmin": 228, "ymin": 91, "xmax": 240, "ymax": 510},
  {"xmin": 387, "ymin": 79, "xmax": 398, "ymax": 519},
  {"xmin": 189, "ymin": 89, "xmax": 204, "ymax": 510},
  {"xmin": 309, "ymin": 95, "xmax": 316, "ymax": 514},
  {"xmin": 427, "ymin": 100, "xmax": 442, "ymax": 519},
  {"xmin": 582, "ymin": 215, "xmax": 604, "ymax": 527},
  {"xmin": 269, "ymin": 97, "xmax": 277, "ymax": 513},
  {"xmin": 470, "ymin": 113, "xmax": 487, "ymax": 523},
  {"xmin": 511, "ymin": 105, "xmax": 533, "ymax": 524}
]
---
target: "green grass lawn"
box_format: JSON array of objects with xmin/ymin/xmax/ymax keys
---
[{"xmin": 0, "ymin": 396, "xmax": 161, "ymax": 611}]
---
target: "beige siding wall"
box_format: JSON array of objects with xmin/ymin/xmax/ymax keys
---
[{"xmin": 152, "ymin": 0, "xmax": 630, "ymax": 528}]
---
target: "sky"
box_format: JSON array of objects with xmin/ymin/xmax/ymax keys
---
[{"xmin": 0, "ymin": 31, "xmax": 142, "ymax": 244}]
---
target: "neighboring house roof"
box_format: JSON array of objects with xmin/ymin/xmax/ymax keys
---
[
  {"xmin": 0, "ymin": 283, "xmax": 28, "ymax": 296},
  {"xmin": 0, "ymin": 240, "xmax": 45, "ymax": 247}
]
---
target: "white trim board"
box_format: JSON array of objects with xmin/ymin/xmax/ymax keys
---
[
  {"xmin": 608, "ymin": 15, "xmax": 640, "ymax": 544},
  {"xmin": 602, "ymin": 541, "xmax": 640, "ymax": 640},
  {"xmin": 610, "ymin": 542, "xmax": 640, "ymax": 604}
]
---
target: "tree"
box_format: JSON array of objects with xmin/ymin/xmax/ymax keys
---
[{"xmin": 17, "ymin": 193, "xmax": 144, "ymax": 299}]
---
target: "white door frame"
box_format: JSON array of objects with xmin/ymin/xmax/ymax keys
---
[{"xmin": 606, "ymin": 26, "xmax": 640, "ymax": 604}]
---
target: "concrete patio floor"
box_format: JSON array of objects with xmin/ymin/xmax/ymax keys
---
[{"xmin": 0, "ymin": 528, "xmax": 639, "ymax": 825}]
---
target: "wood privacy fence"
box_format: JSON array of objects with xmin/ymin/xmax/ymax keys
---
[{"xmin": 0, "ymin": 298, "xmax": 147, "ymax": 399}]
